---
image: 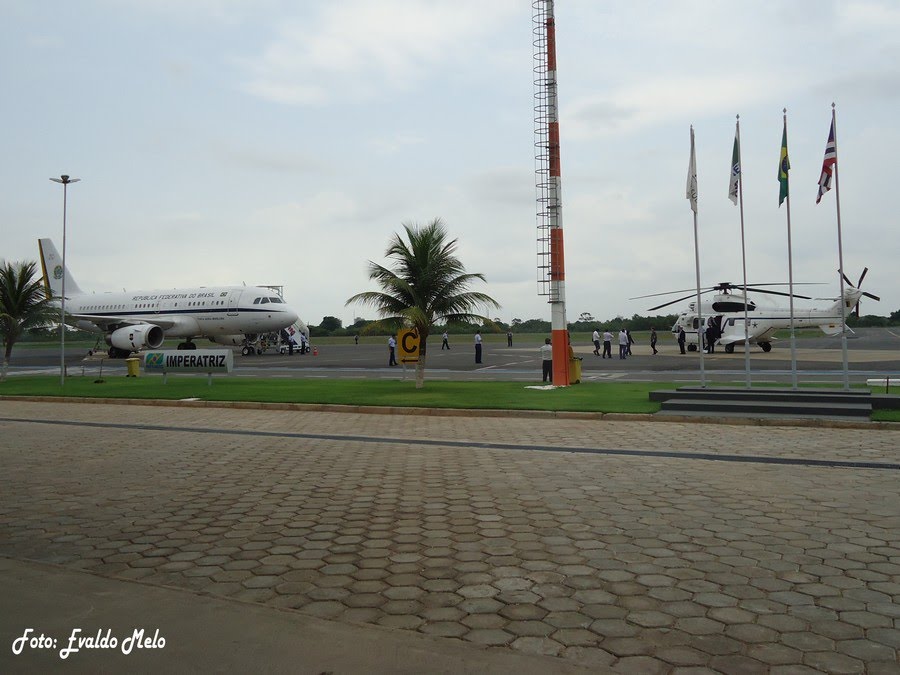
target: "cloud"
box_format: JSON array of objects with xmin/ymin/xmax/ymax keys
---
[
  {"xmin": 239, "ymin": 0, "xmax": 519, "ymax": 106},
  {"xmin": 566, "ymin": 74, "xmax": 782, "ymax": 139},
  {"xmin": 213, "ymin": 142, "xmax": 324, "ymax": 174},
  {"xmin": 368, "ymin": 133, "xmax": 426, "ymax": 155}
]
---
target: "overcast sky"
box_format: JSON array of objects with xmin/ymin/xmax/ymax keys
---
[{"xmin": 2, "ymin": 1, "xmax": 897, "ymax": 327}]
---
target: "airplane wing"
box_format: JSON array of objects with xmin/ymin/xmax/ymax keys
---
[{"xmin": 70, "ymin": 313, "xmax": 178, "ymax": 331}]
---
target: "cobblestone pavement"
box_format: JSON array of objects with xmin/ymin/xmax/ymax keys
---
[{"xmin": 1, "ymin": 400, "xmax": 898, "ymax": 674}]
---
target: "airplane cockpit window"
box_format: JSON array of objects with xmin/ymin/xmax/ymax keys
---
[
  {"xmin": 268, "ymin": 297, "xmax": 283, "ymax": 304},
  {"xmin": 253, "ymin": 298, "xmax": 261, "ymax": 304},
  {"xmin": 260, "ymin": 297, "xmax": 270, "ymax": 304}
]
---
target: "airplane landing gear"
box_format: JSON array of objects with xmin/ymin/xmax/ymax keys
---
[
  {"xmin": 760, "ymin": 342, "xmax": 772, "ymax": 353},
  {"xmin": 177, "ymin": 341, "xmax": 197, "ymax": 350},
  {"xmin": 687, "ymin": 344, "xmax": 697, "ymax": 352},
  {"xmin": 724, "ymin": 343, "xmax": 735, "ymax": 354},
  {"xmin": 107, "ymin": 347, "xmax": 132, "ymax": 359}
]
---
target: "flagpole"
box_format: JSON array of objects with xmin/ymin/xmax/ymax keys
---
[
  {"xmin": 831, "ymin": 103, "xmax": 850, "ymax": 390},
  {"xmin": 783, "ymin": 109, "xmax": 798, "ymax": 390},
  {"xmin": 735, "ymin": 115, "xmax": 751, "ymax": 388},
  {"xmin": 688, "ymin": 126, "xmax": 706, "ymax": 388}
]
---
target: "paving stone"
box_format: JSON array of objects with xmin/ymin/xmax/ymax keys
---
[
  {"xmin": 835, "ymin": 638, "xmax": 897, "ymax": 662},
  {"xmin": 746, "ymin": 642, "xmax": 803, "ymax": 666},
  {"xmin": 656, "ymin": 645, "xmax": 709, "ymax": 667},
  {"xmin": 708, "ymin": 654, "xmax": 769, "ymax": 674},
  {"xmin": 419, "ymin": 621, "xmax": 468, "ymax": 638},
  {"xmin": 509, "ymin": 636, "xmax": 563, "ymax": 657},
  {"xmin": 675, "ymin": 617, "xmax": 725, "ymax": 636},
  {"xmin": 802, "ymin": 651, "xmax": 866, "ymax": 674},
  {"xmin": 465, "ymin": 629, "xmax": 513, "ymax": 646},
  {"xmin": 627, "ymin": 610, "xmax": 675, "ymax": 628},
  {"xmin": 377, "ymin": 615, "xmax": 424, "ymax": 630},
  {"xmin": 611, "ymin": 656, "xmax": 670, "ymax": 674},
  {"xmin": 461, "ymin": 614, "xmax": 506, "ymax": 630}
]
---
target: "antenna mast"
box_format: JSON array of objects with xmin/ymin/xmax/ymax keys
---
[{"xmin": 533, "ymin": 0, "xmax": 570, "ymax": 385}]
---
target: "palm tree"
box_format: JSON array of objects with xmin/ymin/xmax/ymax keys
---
[
  {"xmin": 0, "ymin": 261, "xmax": 57, "ymax": 381},
  {"xmin": 346, "ymin": 219, "xmax": 500, "ymax": 388}
]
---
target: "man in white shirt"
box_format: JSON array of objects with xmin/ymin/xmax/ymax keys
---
[
  {"xmin": 618, "ymin": 329, "xmax": 629, "ymax": 360},
  {"xmin": 602, "ymin": 329, "xmax": 613, "ymax": 359},
  {"xmin": 540, "ymin": 338, "xmax": 553, "ymax": 382},
  {"xmin": 388, "ymin": 335, "xmax": 397, "ymax": 366},
  {"xmin": 474, "ymin": 331, "xmax": 483, "ymax": 364},
  {"xmin": 591, "ymin": 328, "xmax": 601, "ymax": 356}
]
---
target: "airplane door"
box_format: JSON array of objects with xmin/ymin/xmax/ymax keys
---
[{"xmin": 227, "ymin": 291, "xmax": 241, "ymax": 316}]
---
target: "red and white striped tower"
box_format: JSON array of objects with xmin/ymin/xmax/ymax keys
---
[{"xmin": 533, "ymin": 0, "xmax": 570, "ymax": 385}]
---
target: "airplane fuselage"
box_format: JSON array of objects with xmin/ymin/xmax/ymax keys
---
[{"xmin": 62, "ymin": 286, "xmax": 295, "ymax": 338}]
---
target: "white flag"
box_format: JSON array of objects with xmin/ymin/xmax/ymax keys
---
[
  {"xmin": 686, "ymin": 126, "xmax": 698, "ymax": 213},
  {"xmin": 728, "ymin": 121, "xmax": 740, "ymax": 205}
]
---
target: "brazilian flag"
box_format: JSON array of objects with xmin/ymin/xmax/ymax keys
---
[{"xmin": 778, "ymin": 123, "xmax": 790, "ymax": 206}]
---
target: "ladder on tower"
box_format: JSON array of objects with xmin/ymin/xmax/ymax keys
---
[{"xmin": 533, "ymin": 0, "xmax": 559, "ymax": 302}]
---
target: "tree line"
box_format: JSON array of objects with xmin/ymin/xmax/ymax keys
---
[{"xmin": 311, "ymin": 309, "xmax": 900, "ymax": 337}]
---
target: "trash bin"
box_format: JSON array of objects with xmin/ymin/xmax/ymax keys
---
[
  {"xmin": 125, "ymin": 358, "xmax": 140, "ymax": 378},
  {"xmin": 568, "ymin": 357, "xmax": 582, "ymax": 384}
]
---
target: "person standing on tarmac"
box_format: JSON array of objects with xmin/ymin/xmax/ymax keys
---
[
  {"xmin": 650, "ymin": 327, "xmax": 658, "ymax": 355},
  {"xmin": 441, "ymin": 331, "xmax": 450, "ymax": 350},
  {"xmin": 540, "ymin": 338, "xmax": 553, "ymax": 383},
  {"xmin": 602, "ymin": 329, "xmax": 613, "ymax": 359},
  {"xmin": 677, "ymin": 326, "xmax": 686, "ymax": 354},
  {"xmin": 388, "ymin": 335, "xmax": 398, "ymax": 366},
  {"xmin": 474, "ymin": 331, "xmax": 483, "ymax": 364},
  {"xmin": 618, "ymin": 328, "xmax": 629, "ymax": 359},
  {"xmin": 592, "ymin": 328, "xmax": 601, "ymax": 356}
]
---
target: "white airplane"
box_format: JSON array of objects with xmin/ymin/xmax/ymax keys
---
[{"xmin": 38, "ymin": 238, "xmax": 302, "ymax": 358}]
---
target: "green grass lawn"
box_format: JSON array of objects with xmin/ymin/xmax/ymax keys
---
[
  {"xmin": 0, "ymin": 375, "xmax": 665, "ymax": 414},
  {"xmin": 3, "ymin": 373, "xmax": 895, "ymax": 421}
]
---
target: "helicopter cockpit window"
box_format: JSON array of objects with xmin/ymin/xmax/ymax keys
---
[{"xmin": 713, "ymin": 300, "xmax": 750, "ymax": 312}]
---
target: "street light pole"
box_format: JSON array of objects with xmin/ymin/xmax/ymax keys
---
[{"xmin": 50, "ymin": 174, "xmax": 80, "ymax": 386}]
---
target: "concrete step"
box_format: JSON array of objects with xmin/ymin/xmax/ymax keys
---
[
  {"xmin": 650, "ymin": 387, "xmax": 872, "ymax": 405},
  {"xmin": 659, "ymin": 397, "xmax": 871, "ymax": 418}
]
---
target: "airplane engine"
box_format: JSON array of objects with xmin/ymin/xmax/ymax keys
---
[{"xmin": 107, "ymin": 324, "xmax": 165, "ymax": 352}]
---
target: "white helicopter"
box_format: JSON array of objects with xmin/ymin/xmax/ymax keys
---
[{"xmin": 633, "ymin": 271, "xmax": 879, "ymax": 353}]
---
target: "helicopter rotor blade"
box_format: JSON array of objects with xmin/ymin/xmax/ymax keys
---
[
  {"xmin": 841, "ymin": 271, "xmax": 854, "ymax": 287},
  {"xmin": 857, "ymin": 267, "xmax": 869, "ymax": 287},
  {"xmin": 861, "ymin": 291, "xmax": 880, "ymax": 301},
  {"xmin": 741, "ymin": 288, "xmax": 813, "ymax": 300},
  {"xmin": 646, "ymin": 293, "xmax": 701, "ymax": 312},
  {"xmin": 630, "ymin": 287, "xmax": 712, "ymax": 300}
]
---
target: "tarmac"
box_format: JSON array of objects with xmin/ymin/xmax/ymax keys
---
[{"xmin": 1, "ymin": 399, "xmax": 899, "ymax": 674}]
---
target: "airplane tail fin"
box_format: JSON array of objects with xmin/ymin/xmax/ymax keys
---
[{"xmin": 38, "ymin": 238, "xmax": 82, "ymax": 298}]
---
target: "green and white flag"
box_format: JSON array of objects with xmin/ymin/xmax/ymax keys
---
[
  {"xmin": 728, "ymin": 122, "xmax": 740, "ymax": 205},
  {"xmin": 686, "ymin": 126, "xmax": 698, "ymax": 213}
]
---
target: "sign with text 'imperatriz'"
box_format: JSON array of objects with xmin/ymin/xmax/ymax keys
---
[{"xmin": 143, "ymin": 350, "xmax": 234, "ymax": 373}]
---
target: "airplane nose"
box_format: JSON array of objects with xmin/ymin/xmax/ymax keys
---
[{"xmin": 283, "ymin": 305, "xmax": 299, "ymax": 325}]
